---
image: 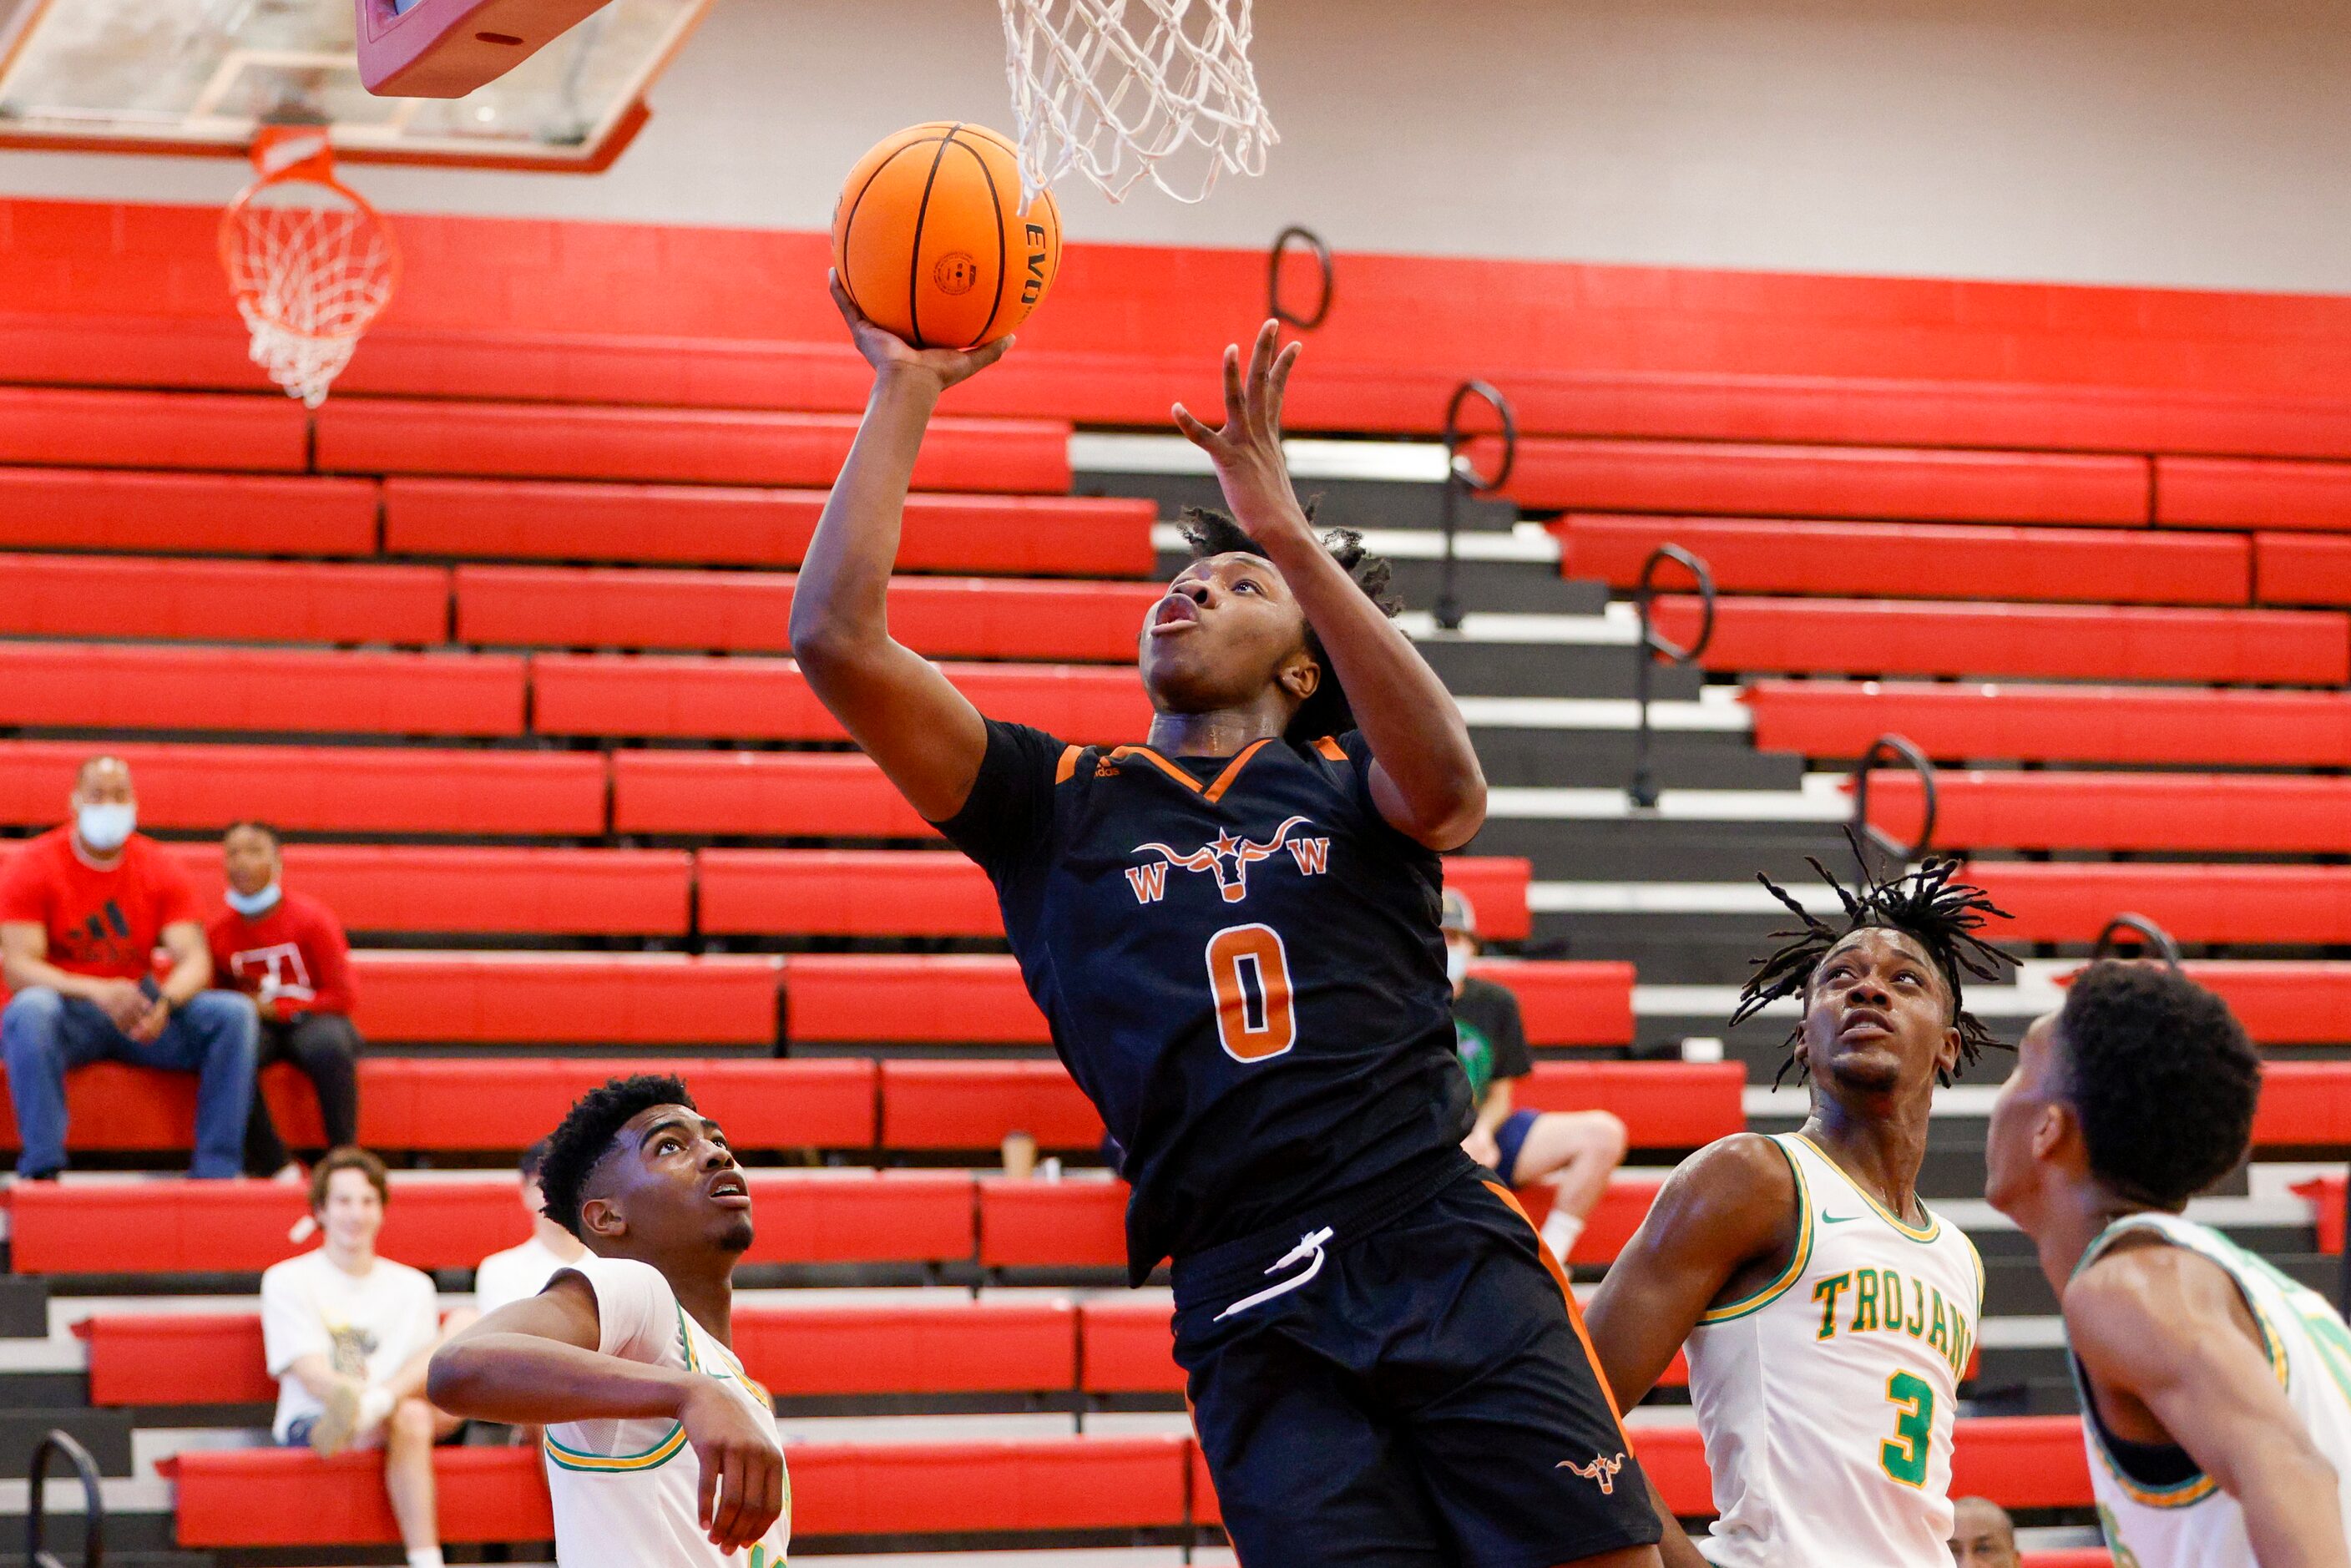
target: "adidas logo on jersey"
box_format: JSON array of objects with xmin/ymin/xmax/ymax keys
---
[{"xmin": 1125, "ymin": 816, "xmax": 1331, "ymax": 904}]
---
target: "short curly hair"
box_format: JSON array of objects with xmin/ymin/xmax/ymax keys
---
[
  {"xmin": 2055, "ymin": 961, "xmax": 2258, "ymax": 1209},
  {"xmin": 538, "ymin": 1074, "xmax": 695, "ymax": 1241},
  {"xmin": 1177, "ymin": 504, "xmax": 1400, "ymax": 743}
]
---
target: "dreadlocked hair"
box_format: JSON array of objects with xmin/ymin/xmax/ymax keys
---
[
  {"xmin": 1729, "ymin": 837, "xmax": 2016, "ymax": 1088},
  {"xmin": 1177, "ymin": 502, "xmax": 1401, "ymax": 743}
]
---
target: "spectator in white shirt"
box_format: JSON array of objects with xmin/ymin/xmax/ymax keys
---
[
  {"xmin": 474, "ymin": 1139, "xmax": 589, "ymax": 1315},
  {"xmin": 260, "ymin": 1147, "xmax": 473, "ymax": 1568}
]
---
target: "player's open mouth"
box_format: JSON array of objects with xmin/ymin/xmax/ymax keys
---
[
  {"xmin": 1838, "ymin": 1008, "xmax": 1893, "ymax": 1042},
  {"xmin": 1150, "ymin": 595, "xmax": 1201, "ymax": 635},
  {"xmin": 706, "ymin": 1172, "xmax": 751, "ymax": 1207}
]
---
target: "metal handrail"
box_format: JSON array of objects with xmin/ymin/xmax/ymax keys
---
[
  {"xmin": 27, "ymin": 1429, "xmax": 102, "ymax": 1568},
  {"xmin": 2091, "ymin": 913, "xmax": 2183, "ymax": 969},
  {"xmin": 1267, "ymin": 225, "xmax": 1332, "ymax": 331},
  {"xmin": 1433, "ymin": 379, "xmax": 1517, "ymax": 631},
  {"xmin": 1851, "ymin": 734, "xmax": 1938, "ymax": 878},
  {"xmin": 1628, "ymin": 544, "xmax": 1715, "ymax": 808}
]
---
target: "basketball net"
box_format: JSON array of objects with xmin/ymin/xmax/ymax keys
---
[
  {"xmin": 999, "ymin": 0, "xmax": 1277, "ymax": 207},
  {"xmin": 219, "ymin": 129, "xmax": 400, "ymax": 408}
]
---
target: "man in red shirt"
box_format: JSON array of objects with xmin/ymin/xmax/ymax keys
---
[
  {"xmin": 209, "ymin": 821, "xmax": 361, "ymax": 1178},
  {"xmin": 0, "ymin": 756, "xmax": 258, "ymax": 1178}
]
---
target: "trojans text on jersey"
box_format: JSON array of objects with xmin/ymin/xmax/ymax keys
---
[{"xmin": 1125, "ymin": 815, "xmax": 1333, "ymax": 905}]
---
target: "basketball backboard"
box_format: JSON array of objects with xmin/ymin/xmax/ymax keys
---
[{"xmin": 0, "ymin": 0, "xmax": 707, "ymax": 169}]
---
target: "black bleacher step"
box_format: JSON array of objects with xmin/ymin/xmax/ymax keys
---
[
  {"xmin": 1473, "ymin": 731, "xmax": 1802, "ymax": 792},
  {"xmin": 0, "ymin": 1411, "xmax": 134, "ymax": 1479},
  {"xmin": 1470, "ymin": 818, "xmax": 1846, "ymax": 884},
  {"xmin": 0, "ymin": 1281, "xmax": 49, "ymax": 1340},
  {"xmin": 1106, "ymin": 471, "xmax": 1520, "ymax": 534},
  {"xmin": 0, "ymin": 1555, "xmax": 213, "ymax": 1568},
  {"xmin": 0, "ymin": 1505, "xmax": 181, "ymax": 1558},
  {"xmin": 1419, "ymin": 641, "xmax": 1701, "ymax": 701},
  {"xmin": 1532, "ymin": 913, "xmax": 1789, "ymax": 987}
]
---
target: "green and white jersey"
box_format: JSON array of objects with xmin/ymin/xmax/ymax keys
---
[
  {"xmin": 543, "ymin": 1255, "xmax": 791, "ymax": 1568},
  {"xmin": 1683, "ymin": 1132, "xmax": 1983, "ymax": 1567},
  {"xmin": 2074, "ymin": 1212, "xmax": 2351, "ymax": 1568}
]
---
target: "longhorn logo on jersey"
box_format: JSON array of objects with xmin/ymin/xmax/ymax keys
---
[
  {"xmin": 1559, "ymin": 1451, "xmax": 1626, "ymax": 1495},
  {"xmin": 1125, "ymin": 815, "xmax": 1330, "ymax": 904}
]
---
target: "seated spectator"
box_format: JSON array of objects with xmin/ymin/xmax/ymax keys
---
[
  {"xmin": 262, "ymin": 1148, "xmax": 473, "ymax": 1568},
  {"xmin": 473, "ymin": 1139, "xmax": 587, "ymax": 1315},
  {"xmin": 1947, "ymin": 1496, "xmax": 2020, "ymax": 1566},
  {"xmin": 1444, "ymin": 890, "xmax": 1628, "ymax": 1263},
  {"xmin": 208, "ymin": 821, "xmax": 361, "ymax": 1179},
  {"xmin": 473, "ymin": 1139, "xmax": 588, "ymax": 1449},
  {"xmin": 0, "ymin": 756, "xmax": 256, "ymax": 1178}
]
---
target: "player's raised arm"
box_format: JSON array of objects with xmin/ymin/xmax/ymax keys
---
[
  {"xmin": 2068, "ymin": 1246, "xmax": 2351, "ymax": 1568},
  {"xmin": 1174, "ymin": 321, "xmax": 1485, "ymax": 849},
  {"xmin": 790, "ymin": 275, "xmax": 1014, "ymax": 822}
]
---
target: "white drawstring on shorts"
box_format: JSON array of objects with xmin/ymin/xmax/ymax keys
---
[{"xmin": 1213, "ymin": 1226, "xmax": 1335, "ymax": 1321}]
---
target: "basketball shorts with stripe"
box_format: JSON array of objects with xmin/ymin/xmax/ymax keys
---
[{"xmin": 1170, "ymin": 1153, "xmax": 1662, "ymax": 1568}]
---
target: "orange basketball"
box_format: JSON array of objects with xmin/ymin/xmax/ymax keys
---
[{"xmin": 832, "ymin": 121, "xmax": 1062, "ymax": 351}]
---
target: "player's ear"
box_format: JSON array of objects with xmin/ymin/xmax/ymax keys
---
[
  {"xmin": 1277, "ymin": 648, "xmax": 1320, "ymax": 705},
  {"xmin": 578, "ymin": 1193, "xmax": 625, "ymax": 1242},
  {"xmin": 1937, "ymin": 1022, "xmax": 1962, "ymax": 1079},
  {"xmin": 2030, "ymin": 1100, "xmax": 2075, "ymax": 1167}
]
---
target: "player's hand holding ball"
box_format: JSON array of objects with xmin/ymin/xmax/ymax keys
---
[
  {"xmin": 829, "ymin": 271, "xmax": 1011, "ymax": 394},
  {"xmin": 1174, "ymin": 319, "xmax": 1311, "ymax": 544},
  {"xmin": 680, "ymin": 1377, "xmax": 784, "ymax": 1553}
]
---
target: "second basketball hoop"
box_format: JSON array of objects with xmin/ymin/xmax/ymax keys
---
[{"xmin": 219, "ymin": 129, "xmax": 400, "ymax": 408}]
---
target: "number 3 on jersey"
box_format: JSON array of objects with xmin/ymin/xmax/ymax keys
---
[
  {"xmin": 1879, "ymin": 1371, "xmax": 1934, "ymax": 1487},
  {"xmin": 1206, "ymin": 923, "xmax": 1296, "ymax": 1061}
]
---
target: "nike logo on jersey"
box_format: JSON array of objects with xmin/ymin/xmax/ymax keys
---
[
  {"xmin": 1822, "ymin": 1212, "xmax": 1860, "ymax": 1224},
  {"xmin": 1127, "ymin": 816, "xmax": 1330, "ymax": 904},
  {"xmin": 1559, "ymin": 1451, "xmax": 1626, "ymax": 1494}
]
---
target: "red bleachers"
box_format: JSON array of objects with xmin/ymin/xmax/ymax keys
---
[
  {"xmin": 2249, "ymin": 1062, "xmax": 2351, "ymax": 1148},
  {"xmin": 384, "ymin": 478, "xmax": 1156, "ymax": 576},
  {"xmin": 0, "ymin": 468, "xmax": 378, "ymax": 556},
  {"xmin": 529, "ymin": 654, "xmax": 1153, "ymax": 743},
  {"xmin": 881, "ymin": 1060, "xmax": 1105, "ymax": 1151},
  {"xmin": 159, "ymin": 843, "xmax": 692, "ymax": 935},
  {"xmin": 0, "ymin": 554, "xmax": 446, "ymax": 646},
  {"xmin": 2156, "ymin": 455, "xmax": 2351, "ymax": 531},
  {"xmin": 699, "ymin": 849, "xmax": 1533, "ymax": 941},
  {"xmin": 1517, "ymin": 1062, "xmax": 1744, "ymax": 1147},
  {"xmin": 2255, "ymin": 532, "xmax": 2351, "ymax": 607},
  {"xmin": 0, "ymin": 387, "xmax": 307, "ymax": 472},
  {"xmin": 1655, "ymin": 596, "xmax": 2346, "ymax": 684},
  {"xmin": 316, "ymin": 399, "xmax": 1071, "ymax": 493},
  {"xmin": 1865, "ymin": 771, "xmax": 2351, "ymax": 854},
  {"xmin": 161, "ymin": 1419, "xmax": 2095, "ymax": 1548},
  {"xmin": 0, "ymin": 741, "xmax": 604, "ymax": 836},
  {"xmin": 2175, "ymin": 963, "xmax": 2351, "ymax": 1046},
  {"xmin": 1963, "ymin": 862, "xmax": 2351, "ymax": 947},
  {"xmin": 0, "ymin": 642, "xmax": 526, "ymax": 737},
  {"xmin": 351, "ymin": 952, "xmax": 780, "ymax": 1044},
  {"xmin": 0, "ymin": 1057, "xmax": 869, "ymax": 1155},
  {"xmin": 1747, "ymin": 680, "xmax": 2351, "ymax": 767},
  {"xmin": 782, "ymin": 953, "xmax": 1633, "ymax": 1046},
  {"xmin": 455, "ymin": 565, "xmax": 1159, "ymax": 662},
  {"xmin": 1557, "ymin": 515, "xmax": 2248, "ymax": 605},
  {"xmin": 10, "ymin": 1169, "xmax": 976, "ymax": 1275},
  {"xmin": 613, "ymin": 751, "xmax": 938, "ymax": 838},
  {"xmin": 1474, "ymin": 437, "xmax": 2150, "ymax": 524}
]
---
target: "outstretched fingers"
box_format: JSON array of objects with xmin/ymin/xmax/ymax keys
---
[
  {"xmin": 1265, "ymin": 339, "xmax": 1302, "ymax": 433},
  {"xmin": 1171, "ymin": 401, "xmax": 1223, "ymax": 453}
]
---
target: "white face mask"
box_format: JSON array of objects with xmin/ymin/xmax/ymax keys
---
[
  {"xmin": 1445, "ymin": 944, "xmax": 1469, "ymax": 988},
  {"xmin": 75, "ymin": 802, "xmax": 135, "ymax": 853},
  {"xmin": 225, "ymin": 882, "xmax": 282, "ymax": 918}
]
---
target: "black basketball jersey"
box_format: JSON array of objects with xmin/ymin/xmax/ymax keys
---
[{"xmin": 936, "ymin": 719, "xmax": 1474, "ymax": 1281}]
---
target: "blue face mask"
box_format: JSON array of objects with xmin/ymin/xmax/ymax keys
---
[
  {"xmin": 225, "ymin": 882, "xmax": 282, "ymax": 918},
  {"xmin": 75, "ymin": 802, "xmax": 135, "ymax": 853}
]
